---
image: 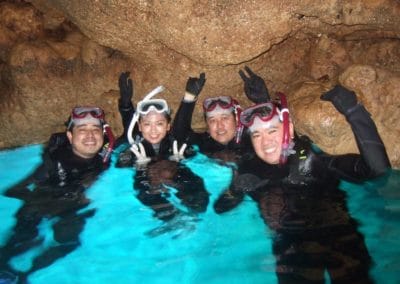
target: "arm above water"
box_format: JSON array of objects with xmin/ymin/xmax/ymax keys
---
[
  {"xmin": 4, "ymin": 149, "xmax": 54, "ymax": 200},
  {"xmin": 320, "ymin": 85, "xmax": 391, "ymax": 181},
  {"xmin": 171, "ymin": 73, "xmax": 206, "ymax": 144},
  {"xmin": 117, "ymin": 72, "xmax": 136, "ymax": 145}
]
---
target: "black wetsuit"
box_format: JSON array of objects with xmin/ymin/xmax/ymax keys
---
[
  {"xmin": 116, "ymin": 103, "xmax": 209, "ymax": 221},
  {"xmin": 214, "ymin": 104, "xmax": 391, "ymax": 283},
  {"xmin": 1, "ymin": 132, "xmax": 108, "ymax": 281},
  {"xmin": 172, "ymin": 99, "xmax": 252, "ymax": 162}
]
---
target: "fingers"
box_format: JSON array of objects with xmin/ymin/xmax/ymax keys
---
[
  {"xmin": 171, "ymin": 140, "xmax": 187, "ymax": 161},
  {"xmin": 179, "ymin": 143, "xmax": 187, "ymax": 156},
  {"xmin": 244, "ymin": 66, "xmax": 255, "ymax": 76},
  {"xmin": 130, "ymin": 144, "xmax": 141, "ymax": 157},
  {"xmin": 199, "ymin": 72, "xmax": 206, "ymax": 83},
  {"xmin": 130, "ymin": 143, "xmax": 147, "ymax": 158},
  {"xmin": 119, "ymin": 71, "xmax": 132, "ymax": 95},
  {"xmin": 320, "ymin": 85, "xmax": 339, "ymax": 101},
  {"xmin": 138, "ymin": 143, "xmax": 147, "ymax": 156},
  {"xmin": 173, "ymin": 140, "xmax": 187, "ymax": 155},
  {"xmin": 238, "ymin": 70, "xmax": 249, "ymax": 82},
  {"xmin": 239, "ymin": 66, "xmax": 257, "ymax": 81},
  {"xmin": 127, "ymin": 78, "xmax": 133, "ymax": 90},
  {"xmin": 119, "ymin": 71, "xmax": 130, "ymax": 82}
]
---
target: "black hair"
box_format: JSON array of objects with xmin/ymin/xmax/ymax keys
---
[
  {"xmin": 65, "ymin": 116, "xmax": 105, "ymax": 132},
  {"xmin": 138, "ymin": 112, "xmax": 172, "ymax": 123}
]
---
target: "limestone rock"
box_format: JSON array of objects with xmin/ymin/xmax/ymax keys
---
[{"xmin": 290, "ymin": 65, "xmax": 400, "ymax": 168}]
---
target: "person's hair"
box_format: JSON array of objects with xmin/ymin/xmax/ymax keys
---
[
  {"xmin": 203, "ymin": 109, "xmax": 235, "ymax": 121},
  {"xmin": 139, "ymin": 112, "xmax": 172, "ymax": 123},
  {"xmin": 65, "ymin": 116, "xmax": 104, "ymax": 131}
]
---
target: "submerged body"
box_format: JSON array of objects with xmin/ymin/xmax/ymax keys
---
[
  {"xmin": 215, "ymin": 85, "xmax": 391, "ymax": 283},
  {"xmin": 1, "ymin": 132, "xmax": 108, "ymax": 282}
]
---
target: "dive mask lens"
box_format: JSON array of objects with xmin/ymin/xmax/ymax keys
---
[
  {"xmin": 137, "ymin": 99, "xmax": 170, "ymax": 115},
  {"xmin": 240, "ymin": 103, "xmax": 277, "ymax": 127},
  {"xmin": 203, "ymin": 96, "xmax": 233, "ymax": 112},
  {"xmin": 72, "ymin": 107, "xmax": 105, "ymax": 119}
]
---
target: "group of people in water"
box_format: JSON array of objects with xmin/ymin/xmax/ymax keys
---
[{"xmin": 0, "ymin": 66, "xmax": 391, "ymax": 283}]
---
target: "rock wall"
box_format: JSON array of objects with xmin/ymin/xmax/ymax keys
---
[{"xmin": 0, "ymin": 0, "xmax": 399, "ymax": 167}]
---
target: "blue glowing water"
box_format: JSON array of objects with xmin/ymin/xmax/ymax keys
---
[{"xmin": 0, "ymin": 145, "xmax": 399, "ymax": 284}]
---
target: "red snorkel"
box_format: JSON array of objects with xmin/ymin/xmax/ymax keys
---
[
  {"xmin": 102, "ymin": 123, "xmax": 115, "ymax": 164},
  {"xmin": 277, "ymin": 92, "xmax": 291, "ymax": 165},
  {"xmin": 234, "ymin": 102, "xmax": 244, "ymax": 144}
]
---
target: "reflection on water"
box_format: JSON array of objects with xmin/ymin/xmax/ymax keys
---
[{"xmin": 0, "ymin": 145, "xmax": 399, "ymax": 284}]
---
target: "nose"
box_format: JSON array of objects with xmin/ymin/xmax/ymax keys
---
[
  {"xmin": 216, "ymin": 120, "xmax": 224, "ymax": 130},
  {"xmin": 86, "ymin": 130, "xmax": 96, "ymax": 138},
  {"xmin": 261, "ymin": 132, "xmax": 272, "ymax": 144},
  {"xmin": 150, "ymin": 124, "xmax": 157, "ymax": 133}
]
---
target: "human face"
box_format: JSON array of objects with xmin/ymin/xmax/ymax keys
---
[
  {"xmin": 67, "ymin": 123, "xmax": 104, "ymax": 159},
  {"xmin": 250, "ymin": 122, "xmax": 293, "ymax": 164},
  {"xmin": 138, "ymin": 112, "xmax": 170, "ymax": 145},
  {"xmin": 206, "ymin": 112, "xmax": 237, "ymax": 145}
]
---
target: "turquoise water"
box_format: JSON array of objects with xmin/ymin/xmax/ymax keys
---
[{"xmin": 0, "ymin": 144, "xmax": 399, "ymax": 284}]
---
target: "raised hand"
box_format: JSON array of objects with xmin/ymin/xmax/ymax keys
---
[
  {"xmin": 169, "ymin": 140, "xmax": 187, "ymax": 162},
  {"xmin": 185, "ymin": 72, "xmax": 206, "ymax": 97},
  {"xmin": 238, "ymin": 66, "xmax": 270, "ymax": 103},
  {"xmin": 321, "ymin": 85, "xmax": 358, "ymax": 116},
  {"xmin": 130, "ymin": 142, "xmax": 151, "ymax": 167},
  {"xmin": 118, "ymin": 71, "xmax": 133, "ymax": 107}
]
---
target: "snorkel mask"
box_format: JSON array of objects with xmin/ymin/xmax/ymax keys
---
[
  {"xmin": 68, "ymin": 106, "xmax": 115, "ymax": 164},
  {"xmin": 203, "ymin": 96, "xmax": 243, "ymax": 144},
  {"xmin": 136, "ymin": 98, "xmax": 170, "ymax": 116},
  {"xmin": 239, "ymin": 92, "xmax": 293, "ymax": 165},
  {"xmin": 127, "ymin": 85, "xmax": 167, "ymax": 145}
]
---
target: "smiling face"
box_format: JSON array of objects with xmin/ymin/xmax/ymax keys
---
[
  {"xmin": 249, "ymin": 118, "xmax": 294, "ymax": 164},
  {"xmin": 67, "ymin": 123, "xmax": 104, "ymax": 159},
  {"xmin": 206, "ymin": 112, "xmax": 237, "ymax": 145},
  {"xmin": 138, "ymin": 111, "xmax": 171, "ymax": 145}
]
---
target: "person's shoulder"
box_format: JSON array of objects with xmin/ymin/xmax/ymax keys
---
[
  {"xmin": 238, "ymin": 153, "xmax": 264, "ymax": 171},
  {"xmin": 293, "ymin": 135, "xmax": 314, "ymax": 152}
]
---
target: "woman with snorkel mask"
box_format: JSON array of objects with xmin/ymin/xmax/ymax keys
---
[
  {"xmin": 213, "ymin": 74, "xmax": 391, "ymax": 283},
  {"xmin": 115, "ymin": 72, "xmax": 209, "ymax": 222}
]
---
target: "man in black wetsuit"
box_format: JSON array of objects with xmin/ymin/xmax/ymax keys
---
[
  {"xmin": 214, "ymin": 84, "xmax": 391, "ymax": 283},
  {"xmin": 172, "ymin": 67, "xmax": 270, "ymax": 162},
  {"xmin": 0, "ymin": 106, "xmax": 114, "ymax": 283}
]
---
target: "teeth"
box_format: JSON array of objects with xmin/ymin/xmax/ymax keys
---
[{"xmin": 264, "ymin": 146, "xmax": 276, "ymax": 154}]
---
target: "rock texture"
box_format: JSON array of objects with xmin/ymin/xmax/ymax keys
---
[{"xmin": 0, "ymin": 0, "xmax": 399, "ymax": 167}]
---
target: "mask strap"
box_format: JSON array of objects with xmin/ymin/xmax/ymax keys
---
[
  {"xmin": 234, "ymin": 104, "xmax": 244, "ymax": 144},
  {"xmin": 102, "ymin": 123, "xmax": 115, "ymax": 164},
  {"xmin": 277, "ymin": 92, "xmax": 291, "ymax": 165}
]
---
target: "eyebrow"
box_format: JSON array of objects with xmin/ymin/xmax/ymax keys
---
[
  {"xmin": 251, "ymin": 126, "xmax": 279, "ymax": 133},
  {"xmin": 76, "ymin": 124, "xmax": 102, "ymax": 129}
]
